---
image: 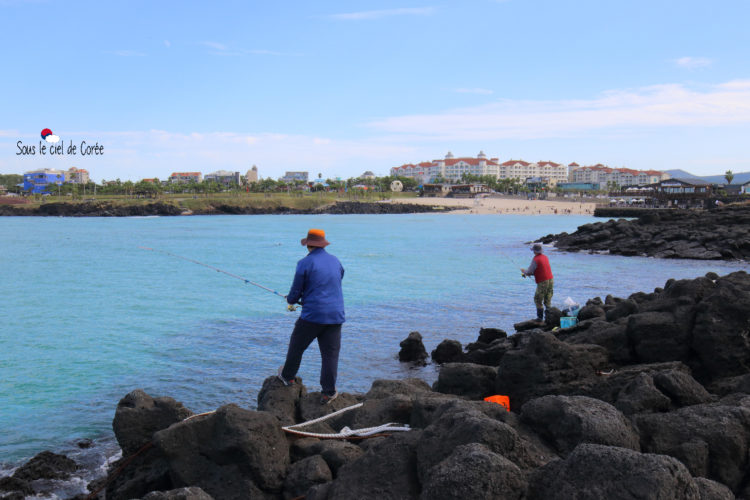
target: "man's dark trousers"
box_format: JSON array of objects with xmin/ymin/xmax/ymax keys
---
[{"xmin": 281, "ymin": 318, "xmax": 341, "ymax": 395}]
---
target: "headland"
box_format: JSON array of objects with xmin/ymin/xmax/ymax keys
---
[{"xmin": 537, "ymin": 203, "xmax": 750, "ymax": 260}]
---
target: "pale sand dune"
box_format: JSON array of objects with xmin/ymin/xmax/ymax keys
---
[{"xmin": 389, "ymin": 196, "xmax": 597, "ymax": 215}]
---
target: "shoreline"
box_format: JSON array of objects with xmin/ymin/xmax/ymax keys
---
[
  {"xmin": 5, "ymin": 270, "xmax": 750, "ymax": 499},
  {"xmin": 0, "ymin": 196, "xmax": 598, "ymax": 217},
  {"xmin": 386, "ymin": 196, "xmax": 597, "ymax": 215}
]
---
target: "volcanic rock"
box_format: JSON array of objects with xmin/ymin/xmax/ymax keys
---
[
  {"xmin": 419, "ymin": 443, "xmax": 527, "ymax": 500},
  {"xmin": 432, "ymin": 362, "xmax": 497, "ymax": 400},
  {"xmin": 398, "ymin": 331, "xmax": 428, "ymax": 364},
  {"xmin": 140, "ymin": 487, "xmax": 214, "ymax": 500},
  {"xmin": 153, "ymin": 404, "xmax": 289, "ymax": 498},
  {"xmin": 113, "ymin": 389, "xmax": 193, "ymax": 456},
  {"xmin": 430, "ymin": 339, "xmax": 465, "ymax": 364},
  {"xmin": 527, "ymin": 443, "xmax": 701, "ymax": 500}
]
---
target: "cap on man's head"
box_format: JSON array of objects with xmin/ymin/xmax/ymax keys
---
[
  {"xmin": 531, "ymin": 243, "xmax": 543, "ymax": 253},
  {"xmin": 301, "ymin": 228, "xmax": 330, "ymax": 248}
]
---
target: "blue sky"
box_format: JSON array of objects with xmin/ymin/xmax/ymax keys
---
[{"xmin": 2, "ymin": 0, "xmax": 749, "ymax": 182}]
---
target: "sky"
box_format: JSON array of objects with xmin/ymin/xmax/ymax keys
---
[{"xmin": 2, "ymin": 0, "xmax": 750, "ymax": 182}]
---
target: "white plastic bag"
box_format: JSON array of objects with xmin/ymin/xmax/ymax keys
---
[{"xmin": 562, "ymin": 297, "xmax": 580, "ymax": 317}]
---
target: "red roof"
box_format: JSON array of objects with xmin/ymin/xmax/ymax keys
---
[
  {"xmin": 446, "ymin": 157, "xmax": 482, "ymax": 166},
  {"xmin": 501, "ymin": 160, "xmax": 531, "ymax": 166},
  {"xmin": 170, "ymin": 172, "xmax": 201, "ymax": 177}
]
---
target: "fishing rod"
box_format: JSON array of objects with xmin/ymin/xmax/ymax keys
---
[{"xmin": 138, "ymin": 246, "xmax": 287, "ymax": 299}]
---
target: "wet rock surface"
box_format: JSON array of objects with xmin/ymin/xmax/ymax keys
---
[
  {"xmin": 0, "ymin": 200, "xmax": 455, "ymax": 216},
  {"xmin": 537, "ymin": 205, "xmax": 750, "ymax": 260},
  {"xmin": 11, "ymin": 270, "xmax": 750, "ymax": 498}
]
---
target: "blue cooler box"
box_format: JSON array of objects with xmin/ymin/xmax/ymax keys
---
[{"xmin": 560, "ymin": 317, "xmax": 578, "ymax": 328}]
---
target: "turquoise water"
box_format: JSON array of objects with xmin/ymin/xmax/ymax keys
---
[{"xmin": 2, "ymin": 214, "xmax": 748, "ymax": 465}]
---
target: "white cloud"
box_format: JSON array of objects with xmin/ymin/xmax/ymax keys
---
[
  {"xmin": 329, "ymin": 7, "xmax": 434, "ymax": 21},
  {"xmin": 44, "ymin": 134, "xmax": 60, "ymax": 143},
  {"xmin": 674, "ymin": 56, "xmax": 712, "ymax": 69},
  {"xmin": 367, "ymin": 81, "xmax": 750, "ymax": 141},
  {"xmin": 200, "ymin": 41, "xmax": 228, "ymax": 51},
  {"xmin": 455, "ymin": 88, "xmax": 494, "ymax": 95}
]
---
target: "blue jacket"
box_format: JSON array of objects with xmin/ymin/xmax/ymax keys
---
[{"xmin": 287, "ymin": 248, "xmax": 345, "ymax": 324}]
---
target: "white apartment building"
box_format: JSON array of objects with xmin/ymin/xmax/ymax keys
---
[
  {"xmin": 570, "ymin": 165, "xmax": 669, "ymax": 187},
  {"xmin": 391, "ymin": 152, "xmax": 502, "ymax": 183},
  {"xmin": 497, "ymin": 160, "xmax": 568, "ymax": 184},
  {"xmin": 392, "ymin": 152, "xmax": 570, "ymax": 184}
]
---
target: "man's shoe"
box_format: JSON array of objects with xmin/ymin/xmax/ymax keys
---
[
  {"xmin": 277, "ymin": 366, "xmax": 294, "ymax": 387},
  {"xmin": 320, "ymin": 391, "xmax": 338, "ymax": 405}
]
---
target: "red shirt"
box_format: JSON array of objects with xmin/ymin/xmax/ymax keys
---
[{"xmin": 532, "ymin": 254, "xmax": 553, "ymax": 283}]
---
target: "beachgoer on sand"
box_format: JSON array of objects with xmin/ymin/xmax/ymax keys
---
[
  {"xmin": 278, "ymin": 228, "xmax": 345, "ymax": 405},
  {"xmin": 521, "ymin": 243, "xmax": 554, "ymax": 323}
]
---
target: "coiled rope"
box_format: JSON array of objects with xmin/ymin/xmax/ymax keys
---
[{"xmin": 281, "ymin": 402, "xmax": 411, "ymax": 439}]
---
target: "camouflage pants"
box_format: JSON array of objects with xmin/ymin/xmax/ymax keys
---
[{"xmin": 534, "ymin": 279, "xmax": 554, "ymax": 309}]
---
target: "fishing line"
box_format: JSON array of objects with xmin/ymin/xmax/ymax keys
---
[
  {"xmin": 138, "ymin": 246, "xmax": 287, "ymax": 299},
  {"xmin": 458, "ymin": 214, "xmax": 526, "ymax": 270}
]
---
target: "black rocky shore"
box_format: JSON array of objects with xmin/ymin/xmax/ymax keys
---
[
  {"xmin": 4, "ymin": 270, "xmax": 750, "ymax": 499},
  {"xmin": 537, "ymin": 204, "xmax": 750, "ymax": 260},
  {"xmin": 0, "ymin": 200, "xmax": 454, "ymax": 217}
]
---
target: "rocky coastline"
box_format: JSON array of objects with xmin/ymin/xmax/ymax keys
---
[
  {"xmin": 4, "ymin": 270, "xmax": 750, "ymax": 499},
  {"xmin": 0, "ymin": 200, "xmax": 454, "ymax": 217},
  {"xmin": 538, "ymin": 204, "xmax": 750, "ymax": 260}
]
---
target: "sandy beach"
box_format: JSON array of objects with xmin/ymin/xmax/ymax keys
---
[{"xmin": 389, "ymin": 196, "xmax": 597, "ymax": 215}]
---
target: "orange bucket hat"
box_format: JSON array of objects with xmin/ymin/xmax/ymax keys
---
[{"xmin": 301, "ymin": 228, "xmax": 330, "ymax": 247}]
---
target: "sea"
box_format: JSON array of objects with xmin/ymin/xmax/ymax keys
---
[{"xmin": 2, "ymin": 213, "xmax": 748, "ymax": 497}]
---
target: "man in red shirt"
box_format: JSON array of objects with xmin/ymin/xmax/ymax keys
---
[{"xmin": 521, "ymin": 243, "xmax": 554, "ymax": 322}]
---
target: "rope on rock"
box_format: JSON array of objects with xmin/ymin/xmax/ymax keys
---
[
  {"xmin": 281, "ymin": 402, "xmax": 411, "ymax": 439},
  {"xmin": 88, "ymin": 403, "xmax": 409, "ymax": 498}
]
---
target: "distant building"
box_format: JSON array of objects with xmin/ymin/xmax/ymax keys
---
[
  {"xmin": 570, "ymin": 165, "xmax": 668, "ymax": 187},
  {"xmin": 23, "ymin": 168, "xmax": 65, "ymax": 194},
  {"xmin": 392, "ymin": 151, "xmax": 502, "ymax": 183},
  {"xmin": 204, "ymin": 170, "xmax": 241, "ymax": 186},
  {"xmin": 391, "ymin": 152, "xmax": 568, "ymax": 184},
  {"xmin": 421, "ymin": 184, "xmax": 452, "ymax": 197},
  {"xmin": 360, "ymin": 171, "xmax": 376, "ymax": 179},
  {"xmin": 141, "ymin": 178, "xmax": 159, "ymax": 184},
  {"xmin": 168, "ymin": 172, "xmax": 202, "ymax": 183},
  {"xmin": 741, "ymin": 181, "xmax": 750, "ymax": 195},
  {"xmin": 66, "ymin": 167, "xmax": 90, "ymax": 184},
  {"xmin": 246, "ymin": 165, "xmax": 258, "ymax": 184},
  {"xmin": 450, "ymin": 184, "xmax": 492, "ymax": 198},
  {"xmin": 498, "ymin": 160, "xmax": 568, "ymax": 185},
  {"xmin": 648, "ymin": 178, "xmax": 713, "ymax": 208},
  {"xmin": 281, "ymin": 171, "xmax": 309, "ymax": 182}
]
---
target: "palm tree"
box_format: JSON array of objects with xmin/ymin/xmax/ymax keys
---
[{"xmin": 725, "ymin": 170, "xmax": 734, "ymax": 184}]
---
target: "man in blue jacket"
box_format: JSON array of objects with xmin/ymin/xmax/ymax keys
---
[{"xmin": 278, "ymin": 228, "xmax": 345, "ymax": 404}]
